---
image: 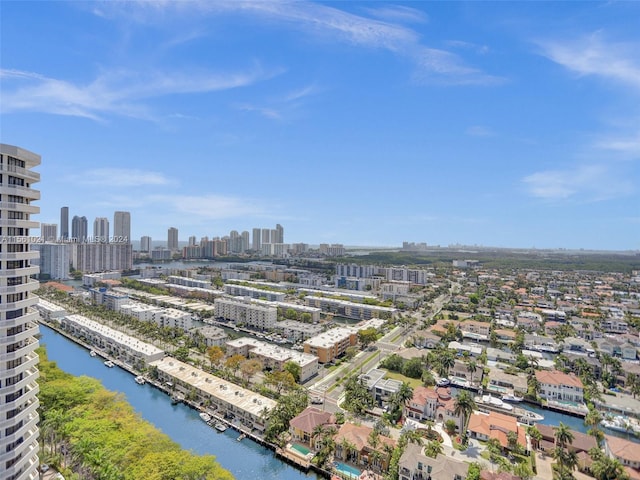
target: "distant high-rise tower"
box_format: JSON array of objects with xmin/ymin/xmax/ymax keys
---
[
  {"xmin": 0, "ymin": 143, "xmax": 41, "ymax": 479},
  {"xmin": 140, "ymin": 236, "xmax": 151, "ymax": 253},
  {"xmin": 72, "ymin": 215, "xmax": 88, "ymax": 242},
  {"xmin": 93, "ymin": 217, "xmax": 109, "ymax": 242},
  {"xmin": 252, "ymin": 228, "xmax": 261, "ymax": 251},
  {"xmin": 261, "ymin": 228, "xmax": 270, "ymax": 244},
  {"xmin": 60, "ymin": 206, "xmax": 69, "ymax": 239},
  {"xmin": 113, "ymin": 211, "xmax": 131, "ymax": 243},
  {"xmin": 168, "ymin": 227, "xmax": 179, "ymax": 250},
  {"xmin": 41, "ymin": 223, "xmax": 58, "ymax": 242},
  {"xmin": 275, "ymin": 223, "xmax": 284, "ymax": 243},
  {"xmin": 241, "ymin": 231, "xmax": 250, "ymax": 253},
  {"xmin": 188, "ymin": 235, "xmax": 197, "ymax": 247}
]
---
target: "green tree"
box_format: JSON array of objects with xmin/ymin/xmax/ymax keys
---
[
  {"xmin": 358, "ymin": 328, "xmax": 378, "ymax": 348},
  {"xmin": 283, "ymin": 361, "xmax": 301, "ymax": 383}
]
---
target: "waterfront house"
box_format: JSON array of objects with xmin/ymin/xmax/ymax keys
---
[
  {"xmin": 398, "ymin": 443, "xmax": 468, "ymax": 480},
  {"xmin": 334, "ymin": 423, "xmax": 395, "ymax": 472},
  {"xmin": 467, "ymin": 410, "xmax": 527, "ymax": 452},
  {"xmin": 359, "ymin": 368, "xmax": 402, "ymax": 408},
  {"xmin": 289, "ymin": 407, "xmax": 335, "ymax": 449},
  {"xmin": 536, "ymin": 424, "xmax": 596, "ymax": 455},
  {"xmin": 604, "ymin": 434, "xmax": 640, "ymax": 471},
  {"xmin": 535, "ymin": 369, "xmax": 584, "ymax": 403}
]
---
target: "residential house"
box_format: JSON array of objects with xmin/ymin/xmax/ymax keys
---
[
  {"xmin": 412, "ymin": 330, "xmax": 441, "ymax": 349},
  {"xmin": 359, "ymin": 368, "xmax": 402, "ymax": 408},
  {"xmin": 605, "ymin": 434, "xmax": 640, "ymax": 471},
  {"xmin": 486, "ymin": 369, "xmax": 528, "ymax": 397},
  {"xmin": 398, "ymin": 443, "xmax": 469, "ymax": 480},
  {"xmin": 289, "ymin": 407, "xmax": 335, "ymax": 450},
  {"xmin": 404, "ymin": 386, "xmax": 464, "ymax": 432},
  {"xmin": 536, "ymin": 424, "xmax": 596, "ymax": 456},
  {"xmin": 334, "ymin": 423, "xmax": 395, "ymax": 472},
  {"xmin": 467, "ymin": 411, "xmax": 527, "ymax": 452},
  {"xmin": 535, "ymin": 370, "xmax": 584, "ymax": 403}
]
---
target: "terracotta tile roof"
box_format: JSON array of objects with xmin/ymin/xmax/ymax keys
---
[
  {"xmin": 606, "ymin": 434, "xmax": 640, "ymax": 463},
  {"xmin": 42, "ymin": 281, "xmax": 74, "ymax": 292},
  {"xmin": 468, "ymin": 411, "xmax": 526, "ymax": 449},
  {"xmin": 535, "ymin": 369, "xmax": 583, "ymax": 389},
  {"xmin": 334, "ymin": 423, "xmax": 395, "ymax": 452},
  {"xmin": 536, "ymin": 424, "xmax": 595, "ymax": 453},
  {"xmin": 289, "ymin": 407, "xmax": 334, "ymax": 434}
]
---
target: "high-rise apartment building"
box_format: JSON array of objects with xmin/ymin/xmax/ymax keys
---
[
  {"xmin": 41, "ymin": 223, "xmax": 57, "ymax": 242},
  {"xmin": 0, "ymin": 143, "xmax": 41, "ymax": 479},
  {"xmin": 241, "ymin": 231, "xmax": 250, "ymax": 253},
  {"xmin": 188, "ymin": 235, "xmax": 197, "ymax": 247},
  {"xmin": 93, "ymin": 217, "xmax": 109, "ymax": 242},
  {"xmin": 60, "ymin": 206, "xmax": 69, "ymax": 239},
  {"xmin": 275, "ymin": 223, "xmax": 284, "ymax": 244},
  {"xmin": 140, "ymin": 236, "xmax": 151, "ymax": 253},
  {"xmin": 71, "ymin": 215, "xmax": 88, "ymax": 242},
  {"xmin": 113, "ymin": 211, "xmax": 131, "ymax": 243},
  {"xmin": 168, "ymin": 227, "xmax": 179, "ymax": 250},
  {"xmin": 252, "ymin": 228, "xmax": 261, "ymax": 251},
  {"xmin": 261, "ymin": 228, "xmax": 270, "ymax": 245}
]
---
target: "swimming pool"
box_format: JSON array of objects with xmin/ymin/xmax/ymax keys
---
[
  {"xmin": 291, "ymin": 443, "xmax": 310, "ymax": 456},
  {"xmin": 335, "ymin": 462, "xmax": 361, "ymax": 479}
]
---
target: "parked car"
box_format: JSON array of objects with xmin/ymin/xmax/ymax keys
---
[
  {"xmin": 310, "ymin": 396, "xmax": 324, "ymax": 404},
  {"xmin": 436, "ymin": 378, "xmax": 451, "ymax": 387},
  {"xmin": 40, "ymin": 464, "xmax": 50, "ymax": 473}
]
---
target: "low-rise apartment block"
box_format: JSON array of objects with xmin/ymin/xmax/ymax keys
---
[
  {"xmin": 225, "ymin": 337, "xmax": 318, "ymax": 382},
  {"xmin": 303, "ymin": 327, "xmax": 357, "ymax": 363},
  {"xmin": 273, "ymin": 320, "xmax": 323, "ymax": 343},
  {"xmin": 214, "ymin": 296, "xmax": 277, "ymax": 331},
  {"xmin": 304, "ymin": 295, "xmax": 396, "ymax": 320},
  {"xmin": 35, "ymin": 298, "xmax": 67, "ymax": 321},
  {"xmin": 224, "ymin": 284, "xmax": 286, "ymax": 302},
  {"xmin": 150, "ymin": 357, "xmax": 276, "ymax": 432},
  {"xmin": 60, "ymin": 314, "xmax": 164, "ymax": 367}
]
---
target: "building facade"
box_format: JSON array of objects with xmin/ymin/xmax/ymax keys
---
[
  {"xmin": 113, "ymin": 211, "xmax": 131, "ymax": 242},
  {"xmin": 71, "ymin": 215, "xmax": 88, "ymax": 242},
  {"xmin": 0, "ymin": 143, "xmax": 41, "ymax": 480},
  {"xmin": 167, "ymin": 227, "xmax": 178, "ymax": 250}
]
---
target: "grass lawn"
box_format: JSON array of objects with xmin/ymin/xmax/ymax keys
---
[{"xmin": 383, "ymin": 371, "xmax": 423, "ymax": 389}]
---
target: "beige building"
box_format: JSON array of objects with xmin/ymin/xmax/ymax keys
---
[
  {"xmin": 150, "ymin": 357, "xmax": 276, "ymax": 432},
  {"xmin": 303, "ymin": 327, "xmax": 357, "ymax": 363}
]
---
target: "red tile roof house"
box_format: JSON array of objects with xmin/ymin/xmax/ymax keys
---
[
  {"xmin": 535, "ymin": 369, "xmax": 584, "ymax": 403},
  {"xmin": 467, "ymin": 410, "xmax": 528, "ymax": 453},
  {"xmin": 334, "ymin": 422, "xmax": 396, "ymax": 472},
  {"xmin": 605, "ymin": 434, "xmax": 640, "ymax": 471},
  {"xmin": 536, "ymin": 424, "xmax": 596, "ymax": 456},
  {"xmin": 289, "ymin": 407, "xmax": 336, "ymax": 450},
  {"xmin": 404, "ymin": 386, "xmax": 464, "ymax": 432}
]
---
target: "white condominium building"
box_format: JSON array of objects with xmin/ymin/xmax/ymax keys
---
[
  {"xmin": 0, "ymin": 144, "xmax": 41, "ymax": 480},
  {"xmin": 214, "ymin": 296, "xmax": 277, "ymax": 331}
]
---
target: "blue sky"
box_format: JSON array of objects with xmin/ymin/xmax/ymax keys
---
[{"xmin": 2, "ymin": 1, "xmax": 639, "ymax": 251}]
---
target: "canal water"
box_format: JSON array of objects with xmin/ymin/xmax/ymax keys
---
[{"xmin": 38, "ymin": 325, "xmax": 320, "ymax": 480}]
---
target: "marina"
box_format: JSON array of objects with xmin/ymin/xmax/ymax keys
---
[{"xmin": 38, "ymin": 324, "xmax": 320, "ymax": 480}]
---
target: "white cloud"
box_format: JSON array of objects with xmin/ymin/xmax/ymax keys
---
[
  {"xmin": 523, "ymin": 164, "xmax": 634, "ymax": 201},
  {"xmin": 148, "ymin": 193, "xmax": 268, "ymax": 219},
  {"xmin": 236, "ymin": 103, "xmax": 282, "ymax": 120},
  {"xmin": 446, "ymin": 40, "xmax": 490, "ymax": 55},
  {"xmin": 71, "ymin": 168, "xmax": 173, "ymax": 187},
  {"xmin": 537, "ymin": 33, "xmax": 640, "ymax": 90},
  {"xmin": 362, "ymin": 5, "xmax": 429, "ymax": 24},
  {"xmin": 466, "ymin": 125, "xmax": 496, "ymax": 137},
  {"xmin": 0, "ymin": 65, "xmax": 278, "ymax": 120},
  {"xmin": 595, "ymin": 131, "xmax": 640, "ymax": 156},
  {"xmin": 97, "ymin": 1, "xmax": 501, "ymax": 86}
]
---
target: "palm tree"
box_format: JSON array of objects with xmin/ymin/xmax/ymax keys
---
[
  {"xmin": 527, "ymin": 425, "xmax": 542, "ymax": 451},
  {"xmin": 397, "ymin": 382, "xmax": 414, "ymax": 406},
  {"xmin": 589, "ymin": 447, "xmax": 629, "ymax": 480},
  {"xmin": 403, "ymin": 429, "xmax": 424, "ymax": 446},
  {"xmin": 553, "ymin": 422, "xmax": 577, "ymax": 479},
  {"xmin": 424, "ymin": 440, "xmax": 443, "ymax": 458},
  {"xmin": 454, "ymin": 390, "xmax": 476, "ymax": 442},
  {"xmin": 584, "ymin": 408, "xmax": 604, "ymax": 446},
  {"xmin": 467, "ymin": 360, "xmax": 478, "ymax": 386}
]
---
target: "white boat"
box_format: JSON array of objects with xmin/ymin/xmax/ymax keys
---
[
  {"xmin": 214, "ymin": 422, "xmax": 227, "ymax": 432},
  {"xmin": 135, "ymin": 376, "xmax": 146, "ymax": 385},
  {"xmin": 517, "ymin": 409, "xmax": 545, "ymax": 424},
  {"xmin": 476, "ymin": 395, "xmax": 513, "ymax": 411},
  {"xmin": 90, "ymin": 350, "xmax": 97, "ymax": 357},
  {"xmin": 199, "ymin": 412, "xmax": 211, "ymax": 423},
  {"xmin": 502, "ymin": 394, "xmax": 524, "ymax": 403},
  {"xmin": 104, "ymin": 360, "xmax": 115, "ymax": 368},
  {"xmin": 601, "ymin": 416, "xmax": 640, "ymax": 434}
]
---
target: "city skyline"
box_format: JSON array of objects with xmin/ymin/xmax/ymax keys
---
[{"xmin": 2, "ymin": 2, "xmax": 639, "ymax": 250}]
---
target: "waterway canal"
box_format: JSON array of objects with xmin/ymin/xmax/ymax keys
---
[{"xmin": 38, "ymin": 325, "xmax": 320, "ymax": 480}]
